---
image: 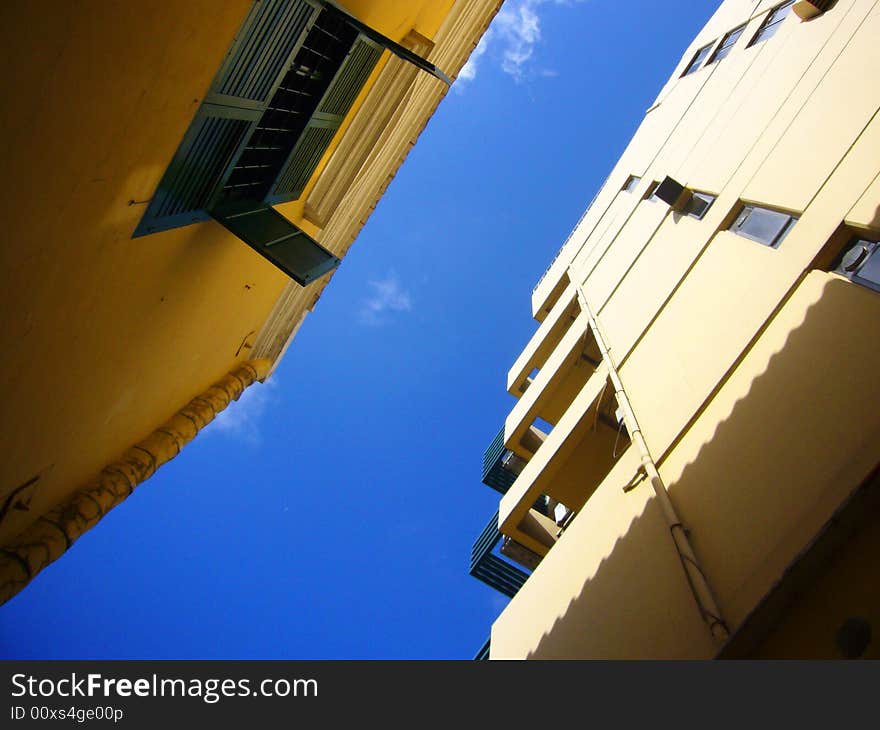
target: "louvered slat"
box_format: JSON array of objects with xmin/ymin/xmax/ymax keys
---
[
  {"xmin": 317, "ymin": 36, "xmax": 382, "ymax": 117},
  {"xmin": 269, "ymin": 33, "xmax": 382, "ymax": 203},
  {"xmin": 134, "ymin": 115, "xmax": 251, "ymax": 237},
  {"xmin": 210, "ymin": 199, "xmax": 340, "ymax": 285},
  {"xmin": 469, "ymin": 510, "xmax": 530, "ymax": 598},
  {"xmin": 272, "ymin": 124, "xmax": 336, "ymax": 200},
  {"xmin": 471, "ymin": 556, "xmax": 528, "ymax": 598},
  {"xmin": 135, "ymin": 1, "xmax": 320, "ymax": 237},
  {"xmin": 481, "ymin": 427, "xmax": 519, "ymax": 494},
  {"xmin": 473, "ymin": 638, "xmax": 491, "ymax": 661},
  {"xmin": 214, "ymin": 0, "xmax": 316, "ymax": 102}
]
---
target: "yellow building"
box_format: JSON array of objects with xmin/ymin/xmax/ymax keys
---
[
  {"xmin": 0, "ymin": 0, "xmax": 500, "ymax": 605},
  {"xmin": 472, "ymin": 0, "xmax": 880, "ymax": 660}
]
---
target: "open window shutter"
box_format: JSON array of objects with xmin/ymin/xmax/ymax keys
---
[
  {"xmin": 268, "ymin": 34, "xmax": 383, "ymax": 205},
  {"xmin": 315, "ymin": 0, "xmax": 451, "ymax": 84},
  {"xmin": 210, "ymin": 199, "xmax": 340, "ymax": 285},
  {"xmin": 134, "ymin": 0, "xmax": 319, "ymax": 237},
  {"xmin": 132, "ymin": 108, "xmax": 256, "ymax": 236}
]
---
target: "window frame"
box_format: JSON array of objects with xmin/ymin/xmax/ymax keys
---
[
  {"xmin": 683, "ymin": 192, "xmax": 717, "ymax": 220},
  {"xmin": 748, "ymin": 0, "xmax": 796, "ymax": 48},
  {"xmin": 644, "ymin": 181, "xmax": 661, "ymax": 202},
  {"xmin": 708, "ymin": 24, "xmax": 746, "ymax": 64},
  {"xmin": 681, "ymin": 42, "xmax": 715, "ymax": 77},
  {"xmin": 832, "ymin": 236, "xmax": 880, "ymax": 293},
  {"xmin": 622, "ymin": 175, "xmax": 642, "ymax": 193},
  {"xmin": 728, "ymin": 204, "xmax": 798, "ymax": 248}
]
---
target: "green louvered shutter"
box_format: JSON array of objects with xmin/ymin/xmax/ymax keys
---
[
  {"xmin": 134, "ymin": 0, "xmax": 318, "ymax": 237},
  {"xmin": 267, "ymin": 34, "xmax": 383, "ymax": 205},
  {"xmin": 210, "ymin": 200, "xmax": 340, "ymax": 285},
  {"xmin": 314, "ymin": 0, "xmax": 451, "ymax": 84}
]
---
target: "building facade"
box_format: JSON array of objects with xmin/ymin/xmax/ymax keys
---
[
  {"xmin": 0, "ymin": 0, "xmax": 500, "ymax": 605},
  {"xmin": 472, "ymin": 0, "xmax": 880, "ymax": 659}
]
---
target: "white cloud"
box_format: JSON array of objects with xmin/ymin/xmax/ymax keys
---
[
  {"xmin": 206, "ymin": 377, "xmax": 279, "ymax": 446},
  {"xmin": 456, "ymin": 0, "xmax": 583, "ymax": 87},
  {"xmin": 357, "ymin": 273, "xmax": 412, "ymax": 326},
  {"xmin": 496, "ymin": 1, "xmax": 542, "ymax": 81},
  {"xmin": 457, "ymin": 27, "xmax": 493, "ymax": 85}
]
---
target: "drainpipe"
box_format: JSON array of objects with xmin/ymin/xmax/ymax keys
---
[
  {"xmin": 571, "ymin": 277, "xmax": 729, "ymax": 641},
  {"xmin": 0, "ymin": 358, "xmax": 271, "ymax": 606}
]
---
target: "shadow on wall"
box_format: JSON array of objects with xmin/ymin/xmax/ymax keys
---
[
  {"xmin": 523, "ymin": 484, "xmax": 714, "ymax": 659},
  {"xmin": 524, "ymin": 272, "xmax": 880, "ymax": 659}
]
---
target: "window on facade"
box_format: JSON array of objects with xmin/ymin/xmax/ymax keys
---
[
  {"xmin": 622, "ymin": 175, "xmax": 641, "ymax": 193},
  {"xmin": 709, "ymin": 24, "xmax": 746, "ymax": 63},
  {"xmin": 683, "ymin": 192, "xmax": 716, "ymax": 219},
  {"xmin": 729, "ymin": 205, "xmax": 797, "ymax": 247},
  {"xmin": 128, "ymin": 0, "xmax": 449, "ymax": 287},
  {"xmin": 682, "ymin": 43, "xmax": 714, "ymax": 76},
  {"xmin": 644, "ymin": 182, "xmax": 661, "ymax": 202},
  {"xmin": 748, "ymin": 1, "xmax": 795, "ymax": 46},
  {"xmin": 832, "ymin": 237, "xmax": 880, "ymax": 293}
]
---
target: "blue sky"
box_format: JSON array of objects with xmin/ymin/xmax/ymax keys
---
[{"xmin": 0, "ymin": 0, "xmax": 719, "ymax": 659}]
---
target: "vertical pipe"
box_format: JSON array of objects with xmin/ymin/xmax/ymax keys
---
[{"xmin": 571, "ymin": 278, "xmax": 729, "ymax": 641}]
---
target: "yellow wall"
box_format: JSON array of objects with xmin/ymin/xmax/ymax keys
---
[
  {"xmin": 340, "ymin": 0, "xmax": 454, "ymax": 41},
  {"xmin": 0, "ymin": 0, "xmax": 264, "ymax": 543},
  {"xmin": 0, "ymin": 0, "xmax": 457, "ymax": 545}
]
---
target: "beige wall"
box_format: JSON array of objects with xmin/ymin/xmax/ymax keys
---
[
  {"xmin": 751, "ymin": 496, "xmax": 880, "ymax": 659},
  {"xmin": 493, "ymin": 447, "xmax": 718, "ymax": 659},
  {"xmin": 492, "ymin": 0, "xmax": 880, "ymax": 658}
]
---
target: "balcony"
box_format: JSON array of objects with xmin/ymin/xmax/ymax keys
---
[
  {"xmin": 499, "ymin": 364, "xmax": 632, "ymax": 557},
  {"xmin": 504, "ymin": 310, "xmax": 601, "ymax": 462},
  {"xmin": 482, "ymin": 426, "xmax": 527, "ymax": 494},
  {"xmin": 507, "ymin": 283, "xmax": 580, "ymax": 397},
  {"xmin": 531, "ymin": 254, "xmax": 572, "ymax": 323},
  {"xmin": 469, "ymin": 510, "xmax": 542, "ymax": 598}
]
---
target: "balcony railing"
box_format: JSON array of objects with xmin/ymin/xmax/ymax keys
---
[
  {"xmin": 499, "ymin": 364, "xmax": 632, "ymax": 555},
  {"xmin": 504, "ymin": 310, "xmax": 596, "ymax": 461},
  {"xmin": 473, "ymin": 637, "xmax": 491, "ymax": 661},
  {"xmin": 532, "ymin": 174, "xmax": 611, "ymax": 293},
  {"xmin": 469, "ymin": 510, "xmax": 530, "ymax": 598},
  {"xmin": 481, "ymin": 427, "xmax": 526, "ymax": 494}
]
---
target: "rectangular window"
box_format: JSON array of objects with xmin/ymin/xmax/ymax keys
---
[
  {"xmin": 644, "ymin": 181, "xmax": 661, "ymax": 202},
  {"xmin": 683, "ymin": 192, "xmax": 716, "ymax": 220},
  {"xmin": 833, "ymin": 237, "xmax": 880, "ymax": 293},
  {"xmin": 622, "ymin": 175, "xmax": 641, "ymax": 193},
  {"xmin": 748, "ymin": 1, "xmax": 795, "ymax": 47},
  {"xmin": 729, "ymin": 205, "xmax": 797, "ymax": 247},
  {"xmin": 709, "ymin": 24, "xmax": 745, "ymax": 64},
  {"xmin": 682, "ymin": 42, "xmax": 714, "ymax": 76}
]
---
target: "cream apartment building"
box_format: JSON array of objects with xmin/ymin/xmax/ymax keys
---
[{"xmin": 471, "ymin": 0, "xmax": 880, "ymax": 659}]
